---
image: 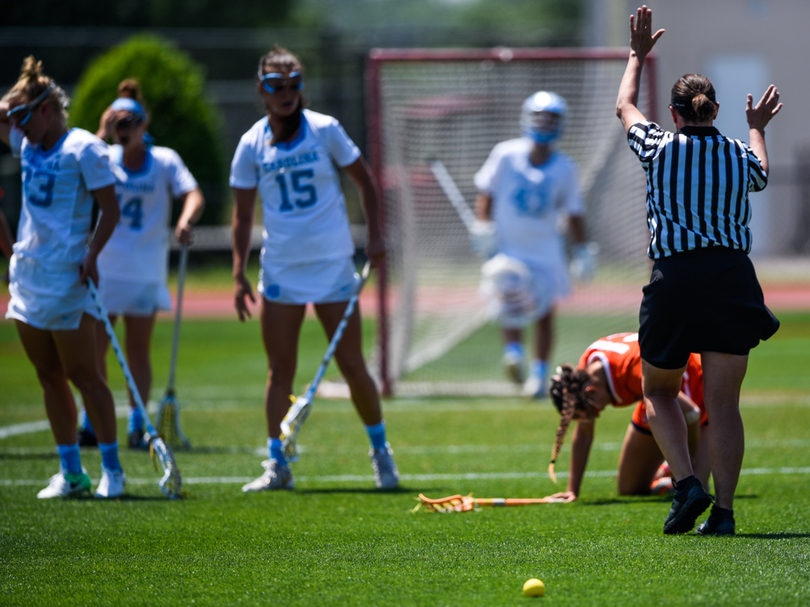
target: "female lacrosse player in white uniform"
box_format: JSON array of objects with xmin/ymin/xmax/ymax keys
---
[
  {"xmin": 231, "ymin": 46, "xmax": 399, "ymax": 491},
  {"xmin": 0, "ymin": 57, "xmax": 125, "ymax": 498},
  {"xmin": 474, "ymin": 91, "xmax": 593, "ymax": 398},
  {"xmin": 77, "ymin": 79, "xmax": 205, "ymax": 449}
]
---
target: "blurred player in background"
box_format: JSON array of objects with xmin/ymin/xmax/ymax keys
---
[
  {"xmin": 0, "ymin": 57, "xmax": 125, "ymax": 498},
  {"xmin": 230, "ymin": 45, "xmax": 399, "ymax": 491},
  {"xmin": 617, "ymin": 6, "xmax": 781, "ymax": 534},
  {"xmin": 76, "ymin": 79, "xmax": 205, "ymax": 449},
  {"xmin": 474, "ymin": 91, "xmax": 595, "ymax": 398},
  {"xmin": 543, "ymin": 332, "xmax": 709, "ymax": 503}
]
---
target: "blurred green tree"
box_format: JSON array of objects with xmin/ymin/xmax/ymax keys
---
[{"xmin": 70, "ymin": 35, "xmax": 226, "ymax": 225}]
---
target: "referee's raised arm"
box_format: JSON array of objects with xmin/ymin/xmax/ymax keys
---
[{"xmin": 616, "ymin": 5, "xmax": 665, "ymax": 133}]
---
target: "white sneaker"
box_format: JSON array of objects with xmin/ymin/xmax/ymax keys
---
[
  {"xmin": 242, "ymin": 459, "xmax": 294, "ymax": 492},
  {"xmin": 37, "ymin": 468, "xmax": 92, "ymax": 499},
  {"xmin": 370, "ymin": 443, "xmax": 400, "ymax": 489},
  {"xmin": 95, "ymin": 466, "xmax": 126, "ymax": 498},
  {"xmin": 522, "ymin": 374, "xmax": 547, "ymax": 399},
  {"xmin": 503, "ymin": 350, "xmax": 525, "ymax": 384}
]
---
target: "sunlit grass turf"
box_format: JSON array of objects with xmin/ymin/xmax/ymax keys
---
[{"xmin": 1, "ymin": 314, "xmax": 809, "ymax": 606}]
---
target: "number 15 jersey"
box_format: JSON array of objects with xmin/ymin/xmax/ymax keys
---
[{"xmin": 229, "ymin": 109, "xmax": 360, "ymax": 265}]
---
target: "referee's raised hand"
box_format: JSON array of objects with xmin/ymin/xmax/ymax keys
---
[
  {"xmin": 630, "ymin": 5, "xmax": 665, "ymax": 59},
  {"xmin": 746, "ymin": 85, "xmax": 783, "ymax": 132}
]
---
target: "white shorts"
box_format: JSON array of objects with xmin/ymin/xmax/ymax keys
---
[
  {"xmin": 258, "ymin": 256, "xmax": 359, "ymax": 305},
  {"xmin": 99, "ymin": 278, "xmax": 172, "ymax": 317},
  {"xmin": 523, "ymin": 255, "xmax": 571, "ymax": 319},
  {"xmin": 5, "ymin": 254, "xmax": 99, "ymax": 330}
]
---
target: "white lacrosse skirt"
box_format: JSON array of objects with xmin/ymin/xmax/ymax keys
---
[
  {"xmin": 99, "ymin": 277, "xmax": 172, "ymax": 316},
  {"xmin": 5, "ymin": 254, "xmax": 100, "ymax": 330},
  {"xmin": 258, "ymin": 256, "xmax": 359, "ymax": 305}
]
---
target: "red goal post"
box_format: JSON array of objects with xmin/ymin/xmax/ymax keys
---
[{"xmin": 366, "ymin": 48, "xmax": 658, "ymax": 397}]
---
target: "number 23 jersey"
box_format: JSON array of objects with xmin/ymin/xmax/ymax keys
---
[
  {"xmin": 10, "ymin": 127, "xmax": 115, "ymax": 266},
  {"xmin": 97, "ymin": 145, "xmax": 198, "ymax": 284},
  {"xmin": 229, "ymin": 109, "xmax": 360, "ymax": 264}
]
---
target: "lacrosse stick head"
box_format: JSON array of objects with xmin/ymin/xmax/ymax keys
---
[
  {"xmin": 279, "ymin": 394, "xmax": 312, "ymax": 463},
  {"xmin": 155, "ymin": 392, "xmax": 191, "ymax": 450},
  {"xmin": 148, "ymin": 435, "xmax": 183, "ymax": 499},
  {"xmin": 412, "ymin": 493, "xmax": 478, "ymax": 514}
]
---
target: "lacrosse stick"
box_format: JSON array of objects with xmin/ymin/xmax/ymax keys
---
[
  {"xmin": 154, "ymin": 244, "xmax": 191, "ymax": 449},
  {"xmin": 88, "ymin": 279, "xmax": 183, "ymax": 499},
  {"xmin": 279, "ymin": 260, "xmax": 372, "ymax": 462},
  {"xmin": 412, "ymin": 493, "xmax": 562, "ymax": 514},
  {"xmin": 429, "ymin": 160, "xmax": 496, "ymax": 259}
]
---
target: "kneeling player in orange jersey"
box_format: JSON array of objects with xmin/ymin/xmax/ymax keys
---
[{"xmin": 543, "ymin": 332, "xmax": 709, "ymax": 503}]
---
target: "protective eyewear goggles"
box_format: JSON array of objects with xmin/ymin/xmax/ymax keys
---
[
  {"xmin": 115, "ymin": 115, "xmax": 144, "ymax": 130},
  {"xmin": 7, "ymin": 83, "xmax": 55, "ymax": 126},
  {"xmin": 259, "ymin": 70, "xmax": 303, "ymax": 94}
]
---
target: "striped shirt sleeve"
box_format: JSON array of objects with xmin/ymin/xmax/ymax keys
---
[
  {"xmin": 627, "ymin": 121, "xmax": 665, "ymax": 164},
  {"xmin": 744, "ymin": 145, "xmax": 768, "ymax": 192}
]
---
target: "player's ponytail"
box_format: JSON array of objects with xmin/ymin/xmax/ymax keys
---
[
  {"xmin": 117, "ymin": 79, "xmax": 145, "ymax": 104},
  {"xmin": 671, "ymin": 74, "xmax": 717, "ymax": 124},
  {"xmin": 3, "ymin": 56, "xmax": 68, "ymax": 117},
  {"xmin": 548, "ymin": 364, "xmax": 594, "ymax": 483}
]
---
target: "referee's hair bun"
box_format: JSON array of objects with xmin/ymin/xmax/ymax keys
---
[{"xmin": 692, "ymin": 94, "xmax": 716, "ymax": 122}]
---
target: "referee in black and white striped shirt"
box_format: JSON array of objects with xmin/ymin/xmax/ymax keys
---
[{"xmin": 616, "ymin": 6, "xmax": 782, "ymax": 536}]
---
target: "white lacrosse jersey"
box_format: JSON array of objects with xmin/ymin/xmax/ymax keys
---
[
  {"xmin": 97, "ymin": 145, "xmax": 198, "ymax": 283},
  {"xmin": 474, "ymin": 138, "xmax": 585, "ymax": 264},
  {"xmin": 229, "ymin": 109, "xmax": 360, "ymax": 264},
  {"xmin": 9, "ymin": 127, "xmax": 115, "ymax": 266}
]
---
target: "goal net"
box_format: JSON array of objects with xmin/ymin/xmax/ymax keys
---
[{"xmin": 366, "ymin": 48, "xmax": 657, "ymax": 397}]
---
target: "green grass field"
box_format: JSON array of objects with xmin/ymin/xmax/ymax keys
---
[{"xmin": 1, "ymin": 313, "xmax": 809, "ymax": 606}]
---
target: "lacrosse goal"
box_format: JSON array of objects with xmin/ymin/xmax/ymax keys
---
[{"xmin": 367, "ymin": 48, "xmax": 658, "ymax": 397}]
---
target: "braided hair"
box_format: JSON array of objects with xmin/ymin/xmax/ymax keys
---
[{"xmin": 547, "ymin": 364, "xmax": 594, "ymax": 482}]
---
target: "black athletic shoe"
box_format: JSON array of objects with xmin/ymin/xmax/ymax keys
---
[
  {"xmin": 696, "ymin": 506, "xmax": 736, "ymax": 536},
  {"xmin": 663, "ymin": 476, "xmax": 712, "ymax": 535},
  {"xmin": 127, "ymin": 429, "xmax": 148, "ymax": 450},
  {"xmin": 77, "ymin": 428, "xmax": 98, "ymax": 448}
]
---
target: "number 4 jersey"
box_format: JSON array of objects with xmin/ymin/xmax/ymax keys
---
[
  {"xmin": 229, "ymin": 109, "xmax": 360, "ymax": 265},
  {"xmin": 10, "ymin": 127, "xmax": 116, "ymax": 266},
  {"xmin": 98, "ymin": 144, "xmax": 198, "ymax": 284}
]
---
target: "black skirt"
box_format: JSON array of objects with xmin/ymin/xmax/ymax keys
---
[{"xmin": 638, "ymin": 246, "xmax": 780, "ymax": 369}]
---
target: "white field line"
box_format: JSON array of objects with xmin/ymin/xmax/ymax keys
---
[
  {"xmin": 0, "ymin": 405, "xmax": 131, "ymax": 439},
  {"xmin": 3, "ymin": 437, "xmax": 810, "ymax": 456},
  {"xmin": 3, "ymin": 466, "xmax": 810, "ymax": 487}
]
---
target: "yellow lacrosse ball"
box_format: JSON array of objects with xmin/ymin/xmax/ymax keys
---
[{"xmin": 523, "ymin": 578, "xmax": 545, "ymax": 597}]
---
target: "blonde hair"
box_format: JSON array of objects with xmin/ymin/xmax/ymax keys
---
[{"xmin": 4, "ymin": 56, "xmax": 68, "ymax": 116}]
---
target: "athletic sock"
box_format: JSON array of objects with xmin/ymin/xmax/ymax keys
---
[
  {"xmin": 504, "ymin": 342, "xmax": 524, "ymax": 359},
  {"xmin": 365, "ymin": 421, "xmax": 388, "ymax": 451},
  {"xmin": 98, "ymin": 441, "xmax": 122, "ymax": 472},
  {"xmin": 710, "ymin": 505, "xmax": 734, "ymax": 519},
  {"xmin": 530, "ymin": 359, "xmax": 548, "ymax": 380},
  {"xmin": 57, "ymin": 443, "xmax": 83, "ymax": 475},
  {"xmin": 673, "ymin": 475, "xmax": 698, "ymax": 492},
  {"xmin": 268, "ymin": 438, "xmax": 288, "ymax": 466},
  {"xmin": 79, "ymin": 409, "xmax": 95, "ymax": 436},
  {"xmin": 127, "ymin": 407, "xmax": 144, "ymax": 434}
]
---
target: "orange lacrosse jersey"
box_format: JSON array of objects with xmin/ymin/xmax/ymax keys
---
[{"xmin": 578, "ymin": 333, "xmax": 706, "ymax": 429}]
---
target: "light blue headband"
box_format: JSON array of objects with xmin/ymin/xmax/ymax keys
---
[{"xmin": 110, "ymin": 97, "xmax": 146, "ymax": 120}]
